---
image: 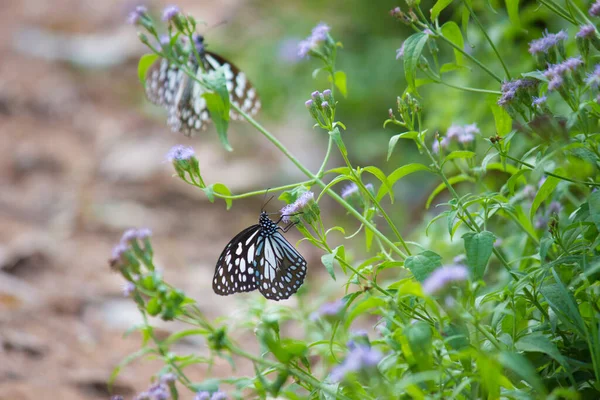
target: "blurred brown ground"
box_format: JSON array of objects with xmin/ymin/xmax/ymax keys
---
[{"xmin": 0, "ymin": 1, "xmax": 328, "ymax": 398}]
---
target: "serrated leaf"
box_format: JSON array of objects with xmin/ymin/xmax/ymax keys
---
[
  {"xmin": 431, "ymin": 0, "xmax": 454, "ymax": 20},
  {"xmin": 403, "ymin": 32, "xmax": 429, "ymax": 92},
  {"xmin": 213, "ymin": 183, "xmax": 232, "ymax": 210},
  {"xmin": 462, "ymin": 231, "xmax": 495, "ymax": 280},
  {"xmin": 489, "ymin": 98, "xmax": 512, "ymax": 136},
  {"xmin": 441, "ymin": 22, "xmax": 464, "ymax": 65},
  {"xmin": 505, "ymin": 0, "xmax": 521, "ymax": 27},
  {"xmin": 516, "ymin": 334, "xmax": 574, "ymax": 385},
  {"xmin": 321, "ymin": 246, "xmax": 345, "ymax": 281},
  {"xmin": 589, "ymin": 190, "xmax": 600, "ymax": 231},
  {"xmin": 541, "ymin": 272, "xmax": 586, "ymax": 338},
  {"xmin": 377, "ymin": 163, "xmax": 432, "ymax": 201},
  {"xmin": 203, "ymin": 68, "xmax": 231, "ymax": 151},
  {"xmin": 530, "ymin": 176, "xmax": 559, "ymax": 221},
  {"xmin": 444, "ymin": 150, "xmax": 475, "ymax": 163},
  {"xmin": 405, "ymin": 250, "xmax": 442, "ymax": 283},
  {"xmin": 426, "ymin": 175, "xmax": 475, "ymax": 209},
  {"xmin": 138, "ymin": 54, "xmax": 159, "ymax": 84},
  {"xmin": 328, "ymin": 71, "xmax": 347, "ymax": 97},
  {"xmin": 388, "ymin": 131, "xmax": 420, "ymax": 160}
]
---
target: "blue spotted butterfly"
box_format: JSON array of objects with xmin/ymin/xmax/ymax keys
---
[{"xmin": 213, "ymin": 212, "xmax": 307, "ymax": 301}]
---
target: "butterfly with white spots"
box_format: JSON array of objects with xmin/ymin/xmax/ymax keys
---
[
  {"xmin": 213, "ymin": 211, "xmax": 307, "ymax": 301},
  {"xmin": 144, "ymin": 34, "xmax": 261, "ymax": 135}
]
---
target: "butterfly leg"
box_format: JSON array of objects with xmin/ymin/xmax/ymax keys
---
[{"xmin": 280, "ymin": 222, "xmax": 299, "ymax": 233}]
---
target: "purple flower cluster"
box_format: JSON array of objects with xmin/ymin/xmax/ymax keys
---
[
  {"xmin": 422, "ymin": 265, "xmax": 469, "ymax": 295},
  {"xmin": 310, "ymin": 299, "xmax": 344, "ymax": 321},
  {"xmin": 396, "ymin": 42, "xmax": 405, "ymax": 60},
  {"xmin": 280, "ymin": 191, "xmax": 315, "ymax": 223},
  {"xmin": 110, "ymin": 228, "xmax": 152, "ymax": 267},
  {"xmin": 341, "ymin": 183, "xmax": 374, "ymax": 200},
  {"xmin": 330, "ymin": 345, "xmax": 383, "ymax": 382},
  {"xmin": 532, "ymin": 95, "xmax": 547, "ymax": 107},
  {"xmin": 166, "ymin": 145, "xmax": 196, "ymax": 162},
  {"xmin": 587, "ymin": 64, "xmax": 600, "ymax": 88},
  {"xmin": 577, "ymin": 25, "xmax": 596, "ymax": 39},
  {"xmin": 134, "ymin": 382, "xmax": 170, "ymax": 400},
  {"xmin": 544, "ymin": 57, "xmax": 583, "ymax": 91},
  {"xmin": 194, "ymin": 391, "xmax": 228, "ymax": 400},
  {"xmin": 162, "ymin": 5, "xmax": 180, "ymax": 22},
  {"xmin": 127, "ymin": 5, "xmax": 148, "ymax": 25},
  {"xmin": 528, "ymin": 30, "xmax": 568, "ymax": 55},
  {"xmin": 590, "ymin": 0, "xmax": 600, "ymax": 17},
  {"xmin": 122, "ymin": 281, "xmax": 135, "ymax": 297},
  {"xmin": 498, "ymin": 78, "xmax": 537, "ymax": 106},
  {"xmin": 298, "ymin": 23, "xmax": 330, "ymax": 58},
  {"xmin": 433, "ymin": 123, "xmax": 479, "ymax": 153}
]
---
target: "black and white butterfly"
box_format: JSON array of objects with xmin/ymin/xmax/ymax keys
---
[
  {"xmin": 213, "ymin": 211, "xmax": 307, "ymax": 301},
  {"xmin": 144, "ymin": 34, "xmax": 260, "ymax": 136}
]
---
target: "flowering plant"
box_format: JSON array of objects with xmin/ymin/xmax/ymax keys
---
[{"xmin": 110, "ymin": 1, "xmax": 600, "ymax": 399}]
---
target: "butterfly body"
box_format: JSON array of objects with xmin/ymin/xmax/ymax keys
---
[
  {"xmin": 213, "ymin": 211, "xmax": 307, "ymax": 301},
  {"xmin": 144, "ymin": 34, "xmax": 260, "ymax": 135}
]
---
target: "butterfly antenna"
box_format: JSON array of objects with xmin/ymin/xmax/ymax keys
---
[{"xmin": 261, "ymin": 189, "xmax": 274, "ymax": 212}]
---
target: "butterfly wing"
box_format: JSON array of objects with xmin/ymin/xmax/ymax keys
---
[
  {"xmin": 257, "ymin": 232, "xmax": 307, "ymax": 301},
  {"xmin": 213, "ymin": 224, "xmax": 262, "ymax": 296},
  {"xmin": 204, "ymin": 52, "xmax": 261, "ymax": 120},
  {"xmin": 144, "ymin": 51, "xmax": 260, "ymax": 136}
]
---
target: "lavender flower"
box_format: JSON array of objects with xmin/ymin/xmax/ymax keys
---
[
  {"xmin": 523, "ymin": 185, "xmax": 536, "ymax": 198},
  {"xmin": 396, "ymin": 42, "xmax": 405, "ymax": 60},
  {"xmin": 545, "ymin": 57, "xmax": 583, "ymax": 82},
  {"xmin": 463, "ymin": 123, "xmax": 480, "ymax": 136},
  {"xmin": 280, "ymin": 191, "xmax": 315, "ymax": 223},
  {"xmin": 110, "ymin": 243, "xmax": 129, "ymax": 264},
  {"xmin": 528, "ymin": 30, "xmax": 568, "ymax": 55},
  {"xmin": 341, "ymin": 183, "xmax": 359, "ymax": 199},
  {"xmin": 432, "ymin": 136, "xmax": 450, "ymax": 154},
  {"xmin": 210, "ymin": 392, "xmax": 228, "ymax": 400},
  {"xmin": 311, "ymin": 299, "xmax": 344, "ymax": 321},
  {"xmin": 458, "ymin": 123, "xmax": 479, "ymax": 143},
  {"xmin": 390, "ymin": 7, "xmax": 402, "ymax": 17},
  {"xmin": 111, "ymin": 396, "xmax": 125, "ymax": 400},
  {"xmin": 422, "ymin": 265, "xmax": 469, "ymax": 295},
  {"xmin": 121, "ymin": 228, "xmax": 152, "ymax": 243},
  {"xmin": 160, "ymin": 373, "xmax": 177, "ymax": 383},
  {"xmin": 297, "ymin": 22, "xmax": 330, "ymax": 58},
  {"xmin": 535, "ymin": 217, "xmax": 548, "ymax": 230},
  {"xmin": 446, "ymin": 124, "xmax": 464, "ymax": 140},
  {"xmin": 577, "ymin": 25, "xmax": 596, "ymax": 39},
  {"xmin": 277, "ymin": 38, "xmax": 303, "ymax": 63},
  {"xmin": 548, "ymin": 201, "xmax": 562, "ymax": 214},
  {"xmin": 453, "ymin": 254, "xmax": 467, "ymax": 265},
  {"xmin": 305, "ymin": 99, "xmax": 314, "ymax": 108},
  {"xmin": 590, "ymin": 0, "xmax": 600, "ymax": 16},
  {"xmin": 498, "ymin": 79, "xmax": 536, "ymax": 106},
  {"xmin": 162, "ymin": 5, "xmax": 180, "ymax": 21},
  {"xmin": 135, "ymin": 382, "xmax": 170, "ymax": 400},
  {"xmin": 194, "ymin": 393, "xmax": 210, "ymax": 400},
  {"xmin": 127, "ymin": 5, "xmax": 147, "ymax": 25},
  {"xmin": 123, "ymin": 282, "xmax": 135, "ymax": 297},
  {"xmin": 166, "ymin": 145, "xmax": 195, "ymax": 162},
  {"xmin": 330, "ymin": 345, "xmax": 383, "ymax": 382},
  {"xmin": 587, "ymin": 64, "xmax": 600, "ymax": 88},
  {"xmin": 548, "ymin": 76, "xmax": 564, "ymax": 91},
  {"xmin": 532, "ymin": 96, "xmax": 547, "ymax": 107}
]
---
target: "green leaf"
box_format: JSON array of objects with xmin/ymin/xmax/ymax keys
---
[
  {"xmin": 516, "ymin": 334, "xmax": 575, "ymax": 385},
  {"xmin": 213, "ymin": 183, "xmax": 232, "ymax": 210},
  {"xmin": 387, "ymin": 131, "xmax": 420, "ymax": 160},
  {"xmin": 328, "ymin": 71, "xmax": 348, "ymax": 97},
  {"xmin": 138, "ymin": 54, "xmax": 159, "ymax": 84},
  {"xmin": 541, "ymin": 271, "xmax": 586, "ymax": 338},
  {"xmin": 329, "ymin": 127, "xmax": 347, "ymax": 156},
  {"xmin": 431, "ymin": 0, "xmax": 454, "ymax": 20},
  {"xmin": 204, "ymin": 68, "xmax": 231, "ymax": 151},
  {"xmin": 505, "ymin": 0, "xmax": 521, "ymax": 27},
  {"xmin": 190, "ymin": 379, "xmax": 221, "ymax": 393},
  {"xmin": 405, "ymin": 250, "xmax": 442, "ymax": 283},
  {"xmin": 403, "ymin": 32, "xmax": 429, "ymax": 92},
  {"xmin": 462, "ymin": 231, "xmax": 495, "ymax": 280},
  {"xmin": 498, "ymin": 352, "xmax": 546, "ymax": 396},
  {"xmin": 426, "ymin": 175, "xmax": 475, "ymax": 209},
  {"xmin": 109, "ymin": 347, "xmax": 156, "ymax": 389},
  {"xmin": 589, "ymin": 190, "xmax": 600, "ymax": 231},
  {"xmin": 321, "ymin": 246, "xmax": 345, "ymax": 281},
  {"xmin": 489, "ymin": 98, "xmax": 512, "ymax": 136},
  {"xmin": 364, "ymin": 166, "xmax": 393, "ymax": 203},
  {"xmin": 377, "ymin": 163, "xmax": 431, "ymax": 201},
  {"xmin": 530, "ymin": 176, "xmax": 560, "ymax": 221},
  {"xmin": 441, "ymin": 22, "xmax": 464, "ymax": 65},
  {"xmin": 444, "ymin": 150, "xmax": 475, "ymax": 163}
]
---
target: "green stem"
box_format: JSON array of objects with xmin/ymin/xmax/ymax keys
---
[
  {"xmin": 537, "ymin": 0, "xmax": 578, "ymax": 24},
  {"xmin": 462, "ymin": 0, "xmax": 511, "ymax": 80},
  {"xmin": 232, "ymin": 103, "xmax": 409, "ymax": 260},
  {"xmin": 435, "ymin": 33, "xmax": 503, "ymax": 83},
  {"xmin": 424, "ymin": 70, "xmax": 501, "ymax": 94},
  {"xmin": 211, "ymin": 180, "xmax": 315, "ymax": 200},
  {"xmin": 500, "ymin": 152, "xmax": 600, "ymax": 187}
]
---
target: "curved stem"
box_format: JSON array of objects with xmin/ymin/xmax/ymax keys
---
[
  {"xmin": 232, "ymin": 103, "xmax": 409, "ymax": 260},
  {"xmin": 423, "ymin": 70, "xmax": 501, "ymax": 94},
  {"xmin": 537, "ymin": 0, "xmax": 578, "ymax": 24},
  {"xmin": 211, "ymin": 180, "xmax": 315, "ymax": 200},
  {"xmin": 462, "ymin": 0, "xmax": 511, "ymax": 80},
  {"xmin": 435, "ymin": 33, "xmax": 503, "ymax": 83}
]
